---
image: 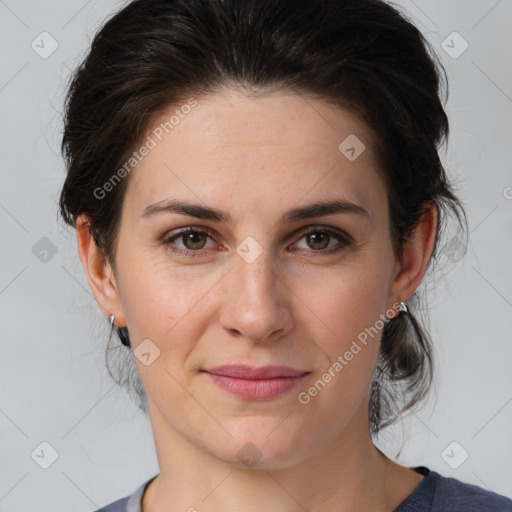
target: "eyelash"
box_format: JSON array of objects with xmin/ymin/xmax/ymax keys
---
[{"xmin": 162, "ymin": 226, "xmax": 353, "ymax": 258}]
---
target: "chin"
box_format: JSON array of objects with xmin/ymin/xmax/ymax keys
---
[{"xmin": 209, "ymin": 419, "xmax": 311, "ymax": 470}]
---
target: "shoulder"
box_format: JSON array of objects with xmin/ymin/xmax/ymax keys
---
[
  {"xmin": 430, "ymin": 470, "xmax": 512, "ymax": 511},
  {"xmin": 396, "ymin": 467, "xmax": 512, "ymax": 512},
  {"xmin": 90, "ymin": 475, "xmax": 157, "ymax": 512},
  {"xmin": 92, "ymin": 496, "xmax": 129, "ymax": 512}
]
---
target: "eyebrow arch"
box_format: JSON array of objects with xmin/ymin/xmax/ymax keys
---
[{"xmin": 141, "ymin": 198, "xmax": 371, "ymax": 224}]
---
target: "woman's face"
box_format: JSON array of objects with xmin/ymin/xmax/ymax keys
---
[{"xmin": 102, "ymin": 88, "xmax": 407, "ymax": 467}]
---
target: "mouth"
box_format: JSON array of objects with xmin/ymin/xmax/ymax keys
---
[
  {"xmin": 203, "ymin": 365, "xmax": 309, "ymax": 379},
  {"xmin": 201, "ymin": 365, "xmax": 310, "ymax": 400}
]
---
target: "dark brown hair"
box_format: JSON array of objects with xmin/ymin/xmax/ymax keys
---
[{"xmin": 58, "ymin": 0, "xmax": 468, "ymax": 433}]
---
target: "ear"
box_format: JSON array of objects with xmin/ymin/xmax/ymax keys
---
[
  {"xmin": 386, "ymin": 203, "xmax": 437, "ymax": 318},
  {"xmin": 76, "ymin": 214, "xmax": 126, "ymax": 327}
]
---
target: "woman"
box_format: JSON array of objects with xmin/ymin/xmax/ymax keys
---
[{"xmin": 58, "ymin": 0, "xmax": 512, "ymax": 510}]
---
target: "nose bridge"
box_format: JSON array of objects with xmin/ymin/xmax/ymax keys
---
[
  {"xmin": 233, "ymin": 234, "xmax": 277, "ymax": 299},
  {"xmin": 219, "ymin": 233, "xmax": 292, "ymax": 342}
]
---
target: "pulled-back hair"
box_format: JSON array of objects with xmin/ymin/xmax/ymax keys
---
[{"xmin": 58, "ymin": 0, "xmax": 468, "ymax": 433}]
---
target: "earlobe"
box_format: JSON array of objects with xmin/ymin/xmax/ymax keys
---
[
  {"xmin": 75, "ymin": 214, "xmax": 126, "ymax": 326},
  {"xmin": 387, "ymin": 203, "xmax": 438, "ymax": 313}
]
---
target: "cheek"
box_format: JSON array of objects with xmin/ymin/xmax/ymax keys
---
[
  {"xmin": 115, "ymin": 251, "xmax": 229, "ymax": 399},
  {"xmin": 289, "ymin": 252, "xmax": 387, "ymax": 406},
  {"xmin": 295, "ymin": 277, "xmax": 383, "ymax": 431},
  {"xmin": 291, "ymin": 250, "xmax": 389, "ymax": 347},
  {"xmin": 116, "ymin": 245, "xmax": 216, "ymax": 337},
  {"xmin": 122, "ymin": 264, "xmax": 205, "ymax": 406}
]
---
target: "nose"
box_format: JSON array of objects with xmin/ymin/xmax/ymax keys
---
[{"xmin": 218, "ymin": 242, "xmax": 294, "ymax": 344}]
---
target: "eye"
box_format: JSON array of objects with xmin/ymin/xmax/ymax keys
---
[
  {"xmin": 163, "ymin": 227, "xmax": 217, "ymax": 257},
  {"xmin": 291, "ymin": 227, "xmax": 353, "ymax": 255}
]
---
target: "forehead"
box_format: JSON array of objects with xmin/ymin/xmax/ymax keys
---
[{"xmin": 122, "ymin": 88, "xmax": 385, "ymax": 223}]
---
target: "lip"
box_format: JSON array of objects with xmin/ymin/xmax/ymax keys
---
[
  {"xmin": 202, "ymin": 365, "xmax": 309, "ymax": 400},
  {"xmin": 203, "ymin": 365, "xmax": 308, "ymax": 379}
]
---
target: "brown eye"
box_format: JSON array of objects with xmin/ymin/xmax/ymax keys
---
[
  {"xmin": 180, "ymin": 231, "xmax": 209, "ymax": 250},
  {"xmin": 163, "ymin": 228, "xmax": 216, "ymax": 256},
  {"xmin": 293, "ymin": 227, "xmax": 353, "ymax": 255},
  {"xmin": 305, "ymin": 231, "xmax": 331, "ymax": 250}
]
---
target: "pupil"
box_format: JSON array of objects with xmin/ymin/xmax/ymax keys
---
[
  {"xmin": 185, "ymin": 232, "xmax": 205, "ymax": 249},
  {"xmin": 308, "ymin": 232, "xmax": 329, "ymax": 250}
]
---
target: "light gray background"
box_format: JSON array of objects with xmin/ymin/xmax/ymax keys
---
[{"xmin": 0, "ymin": 0, "xmax": 511, "ymax": 510}]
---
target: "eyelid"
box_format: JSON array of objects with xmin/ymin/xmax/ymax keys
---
[
  {"xmin": 162, "ymin": 226, "xmax": 218, "ymax": 246},
  {"xmin": 291, "ymin": 224, "xmax": 354, "ymax": 244},
  {"xmin": 163, "ymin": 224, "xmax": 352, "ymax": 243},
  {"xmin": 162, "ymin": 224, "xmax": 354, "ymax": 256}
]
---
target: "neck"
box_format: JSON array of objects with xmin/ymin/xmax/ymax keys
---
[{"xmin": 141, "ymin": 399, "xmax": 419, "ymax": 512}]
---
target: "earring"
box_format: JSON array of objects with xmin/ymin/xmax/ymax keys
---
[
  {"xmin": 384, "ymin": 300, "xmax": 409, "ymax": 325},
  {"xmin": 118, "ymin": 326, "xmax": 131, "ymax": 348},
  {"xmin": 108, "ymin": 314, "xmax": 131, "ymax": 348},
  {"xmin": 398, "ymin": 300, "xmax": 408, "ymax": 315},
  {"xmin": 107, "ymin": 314, "xmax": 116, "ymax": 347}
]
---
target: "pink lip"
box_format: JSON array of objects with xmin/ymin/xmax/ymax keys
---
[
  {"xmin": 204, "ymin": 365, "xmax": 307, "ymax": 379},
  {"xmin": 202, "ymin": 365, "xmax": 309, "ymax": 400}
]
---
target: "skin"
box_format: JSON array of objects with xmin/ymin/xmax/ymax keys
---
[{"xmin": 76, "ymin": 88, "xmax": 437, "ymax": 511}]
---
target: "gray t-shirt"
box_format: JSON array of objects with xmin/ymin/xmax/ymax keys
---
[{"xmin": 93, "ymin": 466, "xmax": 512, "ymax": 511}]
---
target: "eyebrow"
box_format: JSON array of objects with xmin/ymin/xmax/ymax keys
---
[{"xmin": 141, "ymin": 198, "xmax": 371, "ymax": 224}]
